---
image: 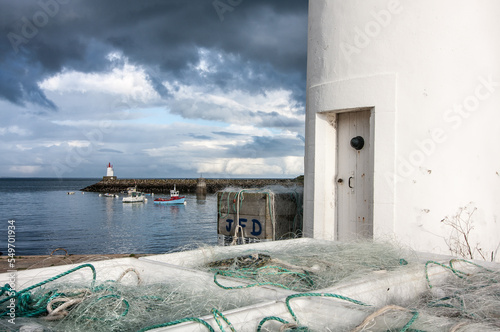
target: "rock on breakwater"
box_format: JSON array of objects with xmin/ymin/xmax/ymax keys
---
[{"xmin": 81, "ymin": 178, "xmax": 303, "ymax": 194}]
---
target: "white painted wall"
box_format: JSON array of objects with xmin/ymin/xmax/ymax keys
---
[{"xmin": 304, "ymin": 0, "xmax": 500, "ymax": 260}]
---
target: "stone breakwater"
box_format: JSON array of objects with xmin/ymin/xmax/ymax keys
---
[{"xmin": 81, "ymin": 178, "xmax": 303, "ymax": 194}]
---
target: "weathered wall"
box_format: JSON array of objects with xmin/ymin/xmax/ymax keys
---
[{"xmin": 217, "ymin": 190, "xmax": 303, "ymax": 240}]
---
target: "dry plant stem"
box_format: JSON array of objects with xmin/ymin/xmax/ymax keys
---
[{"xmin": 442, "ymin": 206, "xmax": 481, "ymax": 260}]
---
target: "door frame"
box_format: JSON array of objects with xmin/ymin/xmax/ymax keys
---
[
  {"xmin": 303, "ymin": 74, "xmax": 397, "ymax": 241},
  {"xmin": 335, "ymin": 109, "xmax": 374, "ymax": 240}
]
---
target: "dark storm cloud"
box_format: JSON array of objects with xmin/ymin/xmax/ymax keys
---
[
  {"xmin": 187, "ymin": 133, "xmax": 211, "ymax": 140},
  {"xmin": 0, "ymin": 55, "xmax": 57, "ymax": 109},
  {"xmin": 213, "ymin": 131, "xmax": 244, "ymax": 137},
  {"xmin": 224, "ymin": 135, "xmax": 304, "ymax": 159},
  {"xmin": 0, "ymin": 0, "xmax": 307, "ymax": 109},
  {"xmin": 98, "ymin": 148, "xmax": 123, "ymax": 154},
  {"xmin": 250, "ymin": 110, "xmax": 304, "ymax": 128}
]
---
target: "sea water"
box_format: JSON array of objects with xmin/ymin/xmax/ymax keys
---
[{"xmin": 0, "ymin": 178, "xmax": 218, "ymax": 255}]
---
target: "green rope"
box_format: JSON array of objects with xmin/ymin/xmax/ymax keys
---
[
  {"xmin": 212, "ymin": 308, "xmax": 236, "ymax": 332},
  {"xmin": 427, "ymin": 294, "xmax": 467, "ymax": 313},
  {"xmin": 213, "ymin": 270, "xmax": 292, "ymax": 290},
  {"xmin": 212, "ymin": 263, "xmax": 315, "ymax": 291},
  {"xmin": 423, "ymin": 259, "xmax": 500, "ymax": 319},
  {"xmin": 398, "ymin": 311, "xmax": 419, "ymax": 332},
  {"xmin": 21, "ymin": 291, "xmax": 62, "ymax": 318},
  {"xmin": 425, "ymin": 259, "xmax": 497, "ymax": 289},
  {"xmin": 255, "ymin": 266, "xmax": 314, "ymax": 288},
  {"xmin": 257, "ymin": 293, "xmax": 369, "ymax": 331},
  {"xmin": 285, "ymin": 293, "xmax": 370, "ymax": 325},
  {"xmin": 1, "ymin": 263, "xmax": 96, "ymax": 304},
  {"xmin": 257, "ymin": 316, "xmax": 309, "ymax": 331},
  {"xmin": 0, "ymin": 264, "xmax": 96, "ymax": 317},
  {"xmin": 137, "ymin": 317, "xmax": 215, "ymax": 332},
  {"xmin": 257, "ymin": 316, "xmax": 291, "ymax": 332},
  {"xmin": 424, "ymin": 261, "xmax": 455, "ymax": 289},
  {"xmin": 449, "ymin": 258, "xmax": 495, "ymax": 276},
  {"xmin": 218, "ymin": 191, "xmax": 244, "ymax": 219},
  {"xmin": 0, "ymin": 284, "xmax": 12, "ymax": 297},
  {"xmin": 219, "ymin": 189, "xmax": 276, "ymax": 241},
  {"xmin": 86, "ymin": 294, "xmax": 130, "ymax": 320}
]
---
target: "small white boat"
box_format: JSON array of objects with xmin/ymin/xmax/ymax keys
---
[
  {"xmin": 123, "ymin": 191, "xmax": 145, "ymax": 203},
  {"xmin": 67, "ymin": 192, "xmax": 75, "ymax": 195}
]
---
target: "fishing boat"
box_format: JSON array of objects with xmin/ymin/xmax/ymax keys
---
[
  {"xmin": 126, "ymin": 186, "xmax": 139, "ymax": 194},
  {"xmin": 154, "ymin": 185, "xmax": 186, "ymax": 205},
  {"xmin": 122, "ymin": 191, "xmax": 146, "ymax": 203},
  {"xmin": 100, "ymin": 193, "xmax": 118, "ymax": 198}
]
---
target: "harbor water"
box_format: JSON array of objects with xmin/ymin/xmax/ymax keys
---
[{"xmin": 0, "ymin": 178, "xmax": 218, "ymax": 255}]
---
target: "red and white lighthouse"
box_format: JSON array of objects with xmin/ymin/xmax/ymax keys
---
[
  {"xmin": 106, "ymin": 162, "xmax": 114, "ymax": 177},
  {"xmin": 103, "ymin": 162, "xmax": 116, "ymax": 180}
]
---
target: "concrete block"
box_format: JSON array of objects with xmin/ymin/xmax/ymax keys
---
[{"xmin": 217, "ymin": 188, "xmax": 303, "ymax": 241}]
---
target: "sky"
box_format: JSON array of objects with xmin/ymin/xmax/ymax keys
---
[{"xmin": 0, "ymin": 0, "xmax": 308, "ymax": 179}]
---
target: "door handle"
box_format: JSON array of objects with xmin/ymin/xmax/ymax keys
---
[{"xmin": 348, "ymin": 176, "xmax": 354, "ymax": 188}]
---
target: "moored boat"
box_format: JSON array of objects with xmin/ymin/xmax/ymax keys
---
[
  {"xmin": 154, "ymin": 185, "xmax": 186, "ymax": 205},
  {"xmin": 123, "ymin": 191, "xmax": 145, "ymax": 203},
  {"xmin": 126, "ymin": 186, "xmax": 139, "ymax": 194}
]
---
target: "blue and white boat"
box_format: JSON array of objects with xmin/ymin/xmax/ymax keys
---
[{"xmin": 154, "ymin": 185, "xmax": 186, "ymax": 205}]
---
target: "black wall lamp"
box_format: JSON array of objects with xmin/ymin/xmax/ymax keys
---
[{"xmin": 350, "ymin": 136, "xmax": 364, "ymax": 150}]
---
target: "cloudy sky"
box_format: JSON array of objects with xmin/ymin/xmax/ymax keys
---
[{"xmin": 0, "ymin": 0, "xmax": 308, "ymax": 179}]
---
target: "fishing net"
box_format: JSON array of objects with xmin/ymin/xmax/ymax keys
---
[
  {"xmin": 408, "ymin": 259, "xmax": 500, "ymax": 331},
  {"xmin": 2, "ymin": 241, "xmax": 500, "ymax": 332},
  {"xmin": 201, "ymin": 240, "xmax": 414, "ymax": 292},
  {"xmin": 0, "ymin": 265, "xmax": 266, "ymax": 332}
]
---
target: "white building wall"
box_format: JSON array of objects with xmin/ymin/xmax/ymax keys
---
[{"xmin": 305, "ymin": 0, "xmax": 500, "ymax": 259}]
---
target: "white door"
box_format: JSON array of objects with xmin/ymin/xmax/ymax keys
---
[{"xmin": 336, "ymin": 110, "xmax": 373, "ymax": 240}]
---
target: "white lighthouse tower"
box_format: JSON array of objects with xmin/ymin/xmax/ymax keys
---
[
  {"xmin": 304, "ymin": 0, "xmax": 500, "ymax": 260},
  {"xmin": 103, "ymin": 162, "xmax": 117, "ymax": 180}
]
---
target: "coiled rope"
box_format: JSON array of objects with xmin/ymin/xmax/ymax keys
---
[
  {"xmin": 212, "ymin": 308, "xmax": 236, "ymax": 332},
  {"xmin": 212, "ymin": 265, "xmax": 314, "ymax": 291},
  {"xmin": 0, "ymin": 263, "xmax": 96, "ymax": 318}
]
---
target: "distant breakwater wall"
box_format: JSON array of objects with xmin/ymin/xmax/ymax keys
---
[{"xmin": 81, "ymin": 178, "xmax": 303, "ymax": 194}]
